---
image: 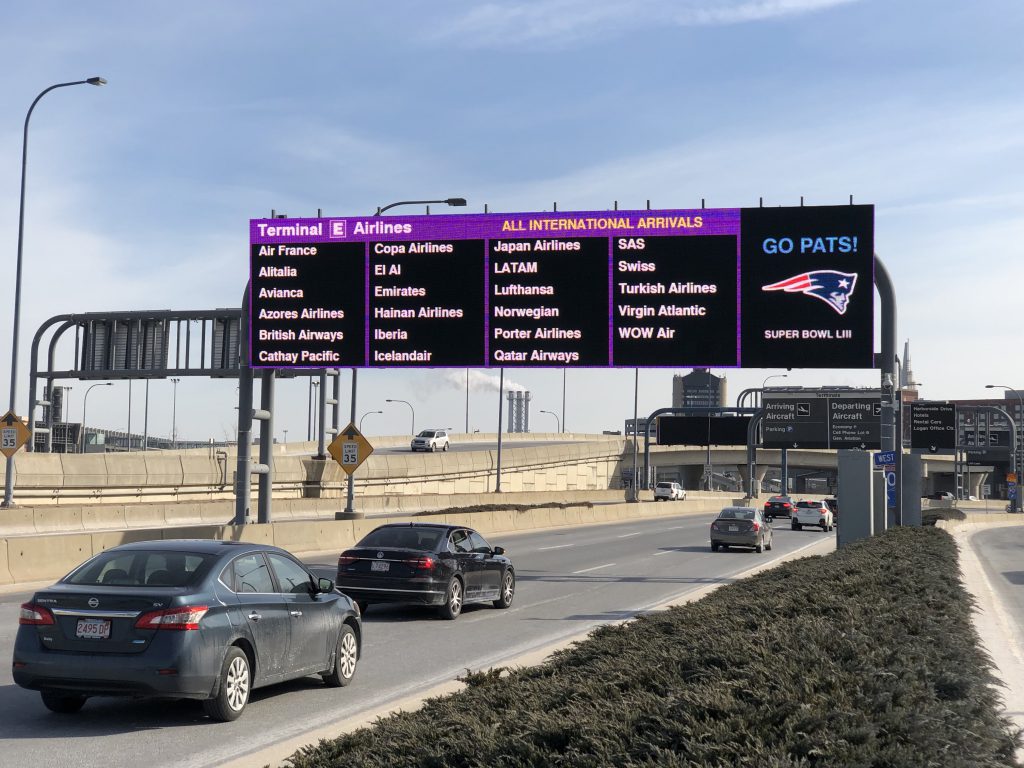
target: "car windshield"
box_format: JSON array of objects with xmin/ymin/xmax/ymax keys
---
[
  {"xmin": 656, "ymin": 483, "xmax": 671, "ymax": 488},
  {"xmin": 416, "ymin": 430, "xmax": 438, "ymax": 438},
  {"xmin": 64, "ymin": 549, "xmax": 215, "ymax": 587},
  {"xmin": 358, "ymin": 527, "xmax": 445, "ymax": 551},
  {"xmin": 797, "ymin": 501, "xmax": 818, "ymax": 508}
]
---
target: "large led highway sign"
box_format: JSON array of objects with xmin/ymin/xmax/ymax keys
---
[{"xmin": 250, "ymin": 204, "xmax": 873, "ymax": 369}]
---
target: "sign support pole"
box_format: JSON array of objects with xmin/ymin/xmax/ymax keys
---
[{"xmin": 874, "ymin": 254, "xmax": 901, "ymax": 526}]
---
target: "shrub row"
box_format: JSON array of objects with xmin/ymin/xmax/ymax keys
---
[{"xmin": 288, "ymin": 527, "xmax": 1020, "ymax": 767}]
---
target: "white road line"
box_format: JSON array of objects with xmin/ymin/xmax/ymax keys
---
[
  {"xmin": 573, "ymin": 562, "xmax": 616, "ymax": 574},
  {"xmin": 617, "ymin": 531, "xmax": 644, "ymax": 538},
  {"xmin": 661, "ymin": 525, "xmax": 687, "ymax": 530},
  {"xmin": 652, "ymin": 550, "xmax": 674, "ymax": 556},
  {"xmin": 538, "ymin": 544, "xmax": 574, "ymax": 551}
]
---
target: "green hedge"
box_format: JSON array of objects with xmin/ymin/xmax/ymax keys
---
[{"xmin": 288, "ymin": 527, "xmax": 1021, "ymax": 767}]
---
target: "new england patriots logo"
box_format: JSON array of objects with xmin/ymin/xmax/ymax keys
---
[{"xmin": 761, "ymin": 270, "xmax": 858, "ymax": 315}]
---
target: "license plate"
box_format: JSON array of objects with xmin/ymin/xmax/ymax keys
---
[
  {"xmin": 370, "ymin": 561, "xmax": 390, "ymax": 572},
  {"xmin": 728, "ymin": 525, "xmax": 738, "ymax": 532},
  {"xmin": 76, "ymin": 618, "xmax": 111, "ymax": 640}
]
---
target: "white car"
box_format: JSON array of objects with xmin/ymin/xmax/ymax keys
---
[
  {"xmin": 653, "ymin": 481, "xmax": 686, "ymax": 501},
  {"xmin": 411, "ymin": 429, "xmax": 450, "ymax": 452},
  {"xmin": 791, "ymin": 500, "xmax": 834, "ymax": 532}
]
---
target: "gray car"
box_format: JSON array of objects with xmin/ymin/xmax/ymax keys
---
[
  {"xmin": 710, "ymin": 506, "xmax": 773, "ymax": 553},
  {"xmin": 12, "ymin": 539, "xmax": 361, "ymax": 721}
]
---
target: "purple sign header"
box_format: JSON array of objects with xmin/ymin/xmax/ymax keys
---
[{"xmin": 250, "ymin": 208, "xmax": 740, "ymax": 244}]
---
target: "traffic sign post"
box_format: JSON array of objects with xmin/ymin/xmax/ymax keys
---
[
  {"xmin": 0, "ymin": 411, "xmax": 31, "ymax": 459},
  {"xmin": 327, "ymin": 422, "xmax": 374, "ymax": 476},
  {"xmin": 873, "ymin": 450, "xmax": 897, "ymax": 509}
]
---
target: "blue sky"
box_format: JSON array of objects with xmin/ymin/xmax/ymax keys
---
[{"xmin": 1, "ymin": 1, "xmax": 1022, "ymax": 442}]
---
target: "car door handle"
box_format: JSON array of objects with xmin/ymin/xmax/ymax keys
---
[
  {"xmin": 248, "ymin": 612, "xmax": 262, "ymax": 621},
  {"xmin": 290, "ymin": 610, "xmax": 303, "ymax": 617}
]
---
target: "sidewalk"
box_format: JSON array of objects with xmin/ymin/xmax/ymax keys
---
[{"xmin": 950, "ymin": 523, "xmax": 1024, "ymax": 761}]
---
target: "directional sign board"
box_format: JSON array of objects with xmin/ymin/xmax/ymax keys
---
[
  {"xmin": 327, "ymin": 422, "xmax": 374, "ymax": 476},
  {"xmin": 762, "ymin": 392, "xmax": 881, "ymax": 449},
  {"xmin": 909, "ymin": 401, "xmax": 957, "ymax": 454},
  {"xmin": 250, "ymin": 204, "xmax": 874, "ymax": 370},
  {"xmin": 0, "ymin": 411, "xmax": 31, "ymax": 459}
]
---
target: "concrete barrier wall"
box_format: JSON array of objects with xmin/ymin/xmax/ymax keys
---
[{"xmin": 1, "ymin": 436, "xmax": 630, "ymax": 505}]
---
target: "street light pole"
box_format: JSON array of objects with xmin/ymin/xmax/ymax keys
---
[
  {"xmin": 3, "ymin": 76, "xmax": 106, "ymax": 507},
  {"xmin": 386, "ymin": 399, "xmax": 415, "ymax": 435},
  {"xmin": 759, "ymin": 374, "xmax": 788, "ymax": 407},
  {"xmin": 359, "ymin": 410, "xmax": 383, "ymax": 432},
  {"xmin": 986, "ymin": 384, "xmax": 1024, "ymax": 511},
  {"xmin": 539, "ymin": 409, "xmax": 560, "ymax": 433},
  {"xmin": 80, "ymin": 382, "xmax": 112, "ymax": 453},
  {"xmin": 170, "ymin": 378, "xmax": 180, "ymax": 449}
]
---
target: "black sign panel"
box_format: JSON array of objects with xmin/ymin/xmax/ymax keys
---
[
  {"xmin": 369, "ymin": 239, "xmax": 486, "ymax": 366},
  {"xmin": 612, "ymin": 235, "xmax": 738, "ymax": 367},
  {"xmin": 762, "ymin": 395, "xmax": 881, "ymax": 449},
  {"xmin": 251, "ymin": 242, "xmax": 366, "ymax": 367},
  {"xmin": 489, "ymin": 237, "xmax": 608, "ymax": 366},
  {"xmin": 657, "ymin": 416, "xmax": 752, "ymax": 446},
  {"xmin": 740, "ymin": 206, "xmax": 874, "ymax": 369},
  {"xmin": 910, "ymin": 401, "xmax": 957, "ymax": 453}
]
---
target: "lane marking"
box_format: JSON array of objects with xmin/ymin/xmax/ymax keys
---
[
  {"xmin": 573, "ymin": 562, "xmax": 616, "ymax": 574},
  {"xmin": 617, "ymin": 531, "xmax": 644, "ymax": 538},
  {"xmin": 538, "ymin": 544, "xmax": 574, "ymax": 551},
  {"xmin": 652, "ymin": 550, "xmax": 674, "ymax": 556}
]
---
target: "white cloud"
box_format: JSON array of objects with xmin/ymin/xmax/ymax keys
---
[{"xmin": 433, "ymin": 0, "xmax": 860, "ymax": 47}]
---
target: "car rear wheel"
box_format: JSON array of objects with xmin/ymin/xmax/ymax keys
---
[
  {"xmin": 439, "ymin": 577, "xmax": 463, "ymax": 620},
  {"xmin": 820, "ymin": 522, "xmax": 829, "ymax": 532},
  {"xmin": 755, "ymin": 540, "xmax": 763, "ymax": 553},
  {"xmin": 40, "ymin": 691, "xmax": 86, "ymax": 714},
  {"xmin": 766, "ymin": 536, "xmax": 773, "ymax": 551},
  {"xmin": 792, "ymin": 522, "xmax": 801, "ymax": 531},
  {"xmin": 203, "ymin": 647, "xmax": 250, "ymax": 721},
  {"xmin": 493, "ymin": 570, "xmax": 515, "ymax": 608},
  {"xmin": 323, "ymin": 624, "xmax": 359, "ymax": 687},
  {"xmin": 711, "ymin": 542, "xmax": 719, "ymax": 552}
]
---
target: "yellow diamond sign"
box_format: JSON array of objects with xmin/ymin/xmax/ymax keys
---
[
  {"xmin": 0, "ymin": 410, "xmax": 32, "ymax": 459},
  {"xmin": 328, "ymin": 422, "xmax": 374, "ymax": 476}
]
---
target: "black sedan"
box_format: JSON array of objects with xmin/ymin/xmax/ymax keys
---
[
  {"xmin": 335, "ymin": 523, "xmax": 515, "ymax": 620},
  {"xmin": 12, "ymin": 540, "xmax": 361, "ymax": 721}
]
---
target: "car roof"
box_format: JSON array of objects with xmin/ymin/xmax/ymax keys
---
[
  {"xmin": 719, "ymin": 506, "xmax": 758, "ymax": 514},
  {"xmin": 103, "ymin": 539, "xmax": 290, "ymax": 556},
  {"xmin": 370, "ymin": 522, "xmax": 467, "ymax": 534}
]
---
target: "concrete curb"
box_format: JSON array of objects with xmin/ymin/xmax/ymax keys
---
[{"xmin": 944, "ymin": 522, "xmax": 1024, "ymax": 764}]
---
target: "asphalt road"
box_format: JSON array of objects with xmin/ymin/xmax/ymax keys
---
[
  {"xmin": 0, "ymin": 512, "xmax": 832, "ymax": 767},
  {"xmin": 973, "ymin": 526, "xmax": 1024, "ymax": 635}
]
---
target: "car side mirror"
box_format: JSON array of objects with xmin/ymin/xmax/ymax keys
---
[
  {"xmin": 317, "ymin": 577, "xmax": 335, "ymax": 594},
  {"xmin": 492, "ymin": 546, "xmax": 505, "ymax": 556}
]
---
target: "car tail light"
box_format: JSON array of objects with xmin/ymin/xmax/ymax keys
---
[
  {"xmin": 783, "ymin": 502, "xmax": 791, "ymax": 508},
  {"xmin": 752, "ymin": 522, "xmax": 760, "ymax": 531},
  {"xmin": 408, "ymin": 555, "xmax": 436, "ymax": 570},
  {"xmin": 19, "ymin": 603, "xmax": 55, "ymax": 626},
  {"xmin": 710, "ymin": 521, "xmax": 720, "ymax": 530},
  {"xmin": 338, "ymin": 552, "xmax": 358, "ymax": 567},
  {"xmin": 134, "ymin": 605, "xmax": 209, "ymax": 631}
]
